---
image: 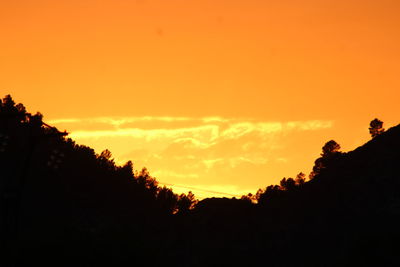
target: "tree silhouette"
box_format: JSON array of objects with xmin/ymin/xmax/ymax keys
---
[
  {"xmin": 257, "ymin": 184, "xmax": 282, "ymax": 204},
  {"xmin": 2, "ymin": 94, "xmax": 17, "ymax": 112},
  {"xmin": 240, "ymin": 192, "xmax": 255, "ymax": 203},
  {"xmin": 280, "ymin": 177, "xmax": 296, "ymax": 191},
  {"xmin": 118, "ymin": 160, "xmax": 134, "ymax": 180},
  {"xmin": 295, "ymin": 172, "xmax": 306, "ymax": 185},
  {"xmin": 369, "ymin": 118, "xmax": 384, "ymax": 138},
  {"xmin": 177, "ymin": 191, "xmax": 197, "ymax": 213},
  {"xmin": 2, "ymin": 94, "xmax": 400, "ymax": 267},
  {"xmin": 310, "ymin": 140, "xmax": 342, "ymax": 179},
  {"xmin": 321, "ymin": 140, "xmax": 341, "ymax": 157},
  {"xmin": 156, "ymin": 186, "xmax": 179, "ymax": 214}
]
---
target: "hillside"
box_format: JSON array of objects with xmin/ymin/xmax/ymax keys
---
[
  {"xmin": 185, "ymin": 124, "xmax": 400, "ymax": 266},
  {"xmin": 1, "ymin": 95, "xmax": 399, "ymax": 266}
]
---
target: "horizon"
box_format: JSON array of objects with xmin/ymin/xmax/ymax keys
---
[
  {"xmin": 2, "ymin": 0, "xmax": 400, "ymax": 199},
  {"xmin": 4, "ymin": 97, "xmax": 397, "ymax": 200}
]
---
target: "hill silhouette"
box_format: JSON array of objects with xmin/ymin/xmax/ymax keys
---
[
  {"xmin": 186, "ymin": 124, "xmax": 400, "ymax": 266},
  {"xmin": 1, "ymin": 94, "xmax": 399, "ymax": 266}
]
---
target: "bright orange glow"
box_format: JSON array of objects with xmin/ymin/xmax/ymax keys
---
[{"xmin": 2, "ymin": 0, "xmax": 399, "ymax": 198}]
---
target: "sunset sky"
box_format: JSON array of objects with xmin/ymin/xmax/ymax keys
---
[{"xmin": 1, "ymin": 0, "xmax": 399, "ymax": 198}]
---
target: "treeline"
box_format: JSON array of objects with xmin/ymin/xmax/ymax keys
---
[
  {"xmin": 186, "ymin": 117, "xmax": 399, "ymax": 267},
  {"xmin": 0, "ymin": 94, "xmax": 197, "ymax": 214},
  {"xmin": 242, "ymin": 118, "xmax": 385, "ymax": 204},
  {"xmin": 0, "ymin": 95, "xmax": 196, "ymax": 266},
  {"xmin": 1, "ymin": 94, "xmax": 399, "ymax": 266}
]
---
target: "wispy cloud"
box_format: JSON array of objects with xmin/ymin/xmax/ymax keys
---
[
  {"xmin": 48, "ymin": 116, "xmax": 193, "ymax": 124},
  {"xmin": 47, "ymin": 118, "xmax": 81, "ymax": 124},
  {"xmin": 152, "ymin": 170, "xmax": 199, "ymax": 180},
  {"xmin": 203, "ymin": 158, "xmax": 224, "ymax": 169},
  {"xmin": 69, "ymin": 125, "xmax": 219, "ymax": 140},
  {"xmin": 60, "ymin": 117, "xmax": 332, "ymax": 140},
  {"xmin": 49, "ymin": 116, "xmax": 334, "ymax": 198}
]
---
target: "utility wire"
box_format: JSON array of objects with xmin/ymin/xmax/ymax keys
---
[
  {"xmin": 45, "ymin": 120, "xmax": 242, "ymax": 198},
  {"xmin": 157, "ymin": 181, "xmax": 242, "ymax": 198}
]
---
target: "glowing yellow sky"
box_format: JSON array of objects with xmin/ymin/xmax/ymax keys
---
[{"xmin": 1, "ymin": 0, "xmax": 399, "ymax": 198}]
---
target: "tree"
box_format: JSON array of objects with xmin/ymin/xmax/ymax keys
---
[
  {"xmin": 310, "ymin": 140, "xmax": 342, "ymax": 179},
  {"xmin": 97, "ymin": 149, "xmax": 115, "ymax": 170},
  {"xmin": 99, "ymin": 149, "xmax": 112, "ymax": 160},
  {"xmin": 177, "ymin": 191, "xmax": 197, "ymax": 213},
  {"xmin": 28, "ymin": 112, "xmax": 43, "ymax": 128},
  {"xmin": 1, "ymin": 95, "xmax": 29, "ymax": 123},
  {"xmin": 321, "ymin": 140, "xmax": 341, "ymax": 157},
  {"xmin": 2, "ymin": 94, "xmax": 16, "ymax": 112},
  {"xmin": 255, "ymin": 188, "xmax": 264, "ymax": 202},
  {"xmin": 369, "ymin": 118, "xmax": 384, "ymax": 138},
  {"xmin": 156, "ymin": 186, "xmax": 179, "ymax": 214},
  {"xmin": 257, "ymin": 185, "xmax": 282, "ymax": 205},
  {"xmin": 119, "ymin": 160, "xmax": 134, "ymax": 180},
  {"xmin": 240, "ymin": 193, "xmax": 255, "ymax": 203},
  {"xmin": 295, "ymin": 172, "xmax": 306, "ymax": 186},
  {"xmin": 280, "ymin": 177, "xmax": 296, "ymax": 191}
]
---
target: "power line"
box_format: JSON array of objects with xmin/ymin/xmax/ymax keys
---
[
  {"xmin": 157, "ymin": 181, "xmax": 242, "ymax": 198},
  {"xmin": 44, "ymin": 119, "xmax": 242, "ymax": 198}
]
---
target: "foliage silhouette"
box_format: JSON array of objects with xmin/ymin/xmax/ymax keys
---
[
  {"xmin": 369, "ymin": 118, "xmax": 385, "ymax": 138},
  {"xmin": 1, "ymin": 95, "xmax": 400, "ymax": 267},
  {"xmin": 309, "ymin": 139, "xmax": 342, "ymax": 179}
]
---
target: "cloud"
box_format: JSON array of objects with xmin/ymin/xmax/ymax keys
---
[
  {"xmin": 63, "ymin": 117, "xmax": 332, "ymax": 141},
  {"xmin": 152, "ymin": 170, "xmax": 199, "ymax": 180},
  {"xmin": 48, "ymin": 116, "xmax": 334, "ymax": 198},
  {"xmin": 221, "ymin": 122, "xmax": 256, "ymax": 139},
  {"xmin": 172, "ymin": 138, "xmax": 214, "ymax": 149},
  {"xmin": 47, "ymin": 118, "xmax": 80, "ymax": 124},
  {"xmin": 48, "ymin": 116, "xmax": 193, "ymax": 125},
  {"xmin": 203, "ymin": 158, "xmax": 224, "ymax": 169},
  {"xmin": 285, "ymin": 120, "xmax": 333, "ymax": 131},
  {"xmin": 68, "ymin": 125, "xmax": 219, "ymax": 141},
  {"xmin": 221, "ymin": 121, "xmax": 333, "ymax": 140},
  {"xmin": 201, "ymin": 116, "xmax": 231, "ymax": 123},
  {"xmin": 276, "ymin": 157, "xmax": 288, "ymax": 163}
]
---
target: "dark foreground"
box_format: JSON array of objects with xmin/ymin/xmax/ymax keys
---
[{"xmin": 1, "ymin": 95, "xmax": 399, "ymax": 266}]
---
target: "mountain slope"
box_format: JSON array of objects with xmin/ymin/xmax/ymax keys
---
[
  {"xmin": 1, "ymin": 94, "xmax": 399, "ymax": 266},
  {"xmin": 184, "ymin": 124, "xmax": 400, "ymax": 266}
]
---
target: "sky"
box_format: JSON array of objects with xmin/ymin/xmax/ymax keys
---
[{"xmin": 1, "ymin": 0, "xmax": 399, "ymax": 198}]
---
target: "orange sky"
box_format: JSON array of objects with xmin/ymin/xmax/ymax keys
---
[{"xmin": 1, "ymin": 0, "xmax": 399, "ymax": 198}]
